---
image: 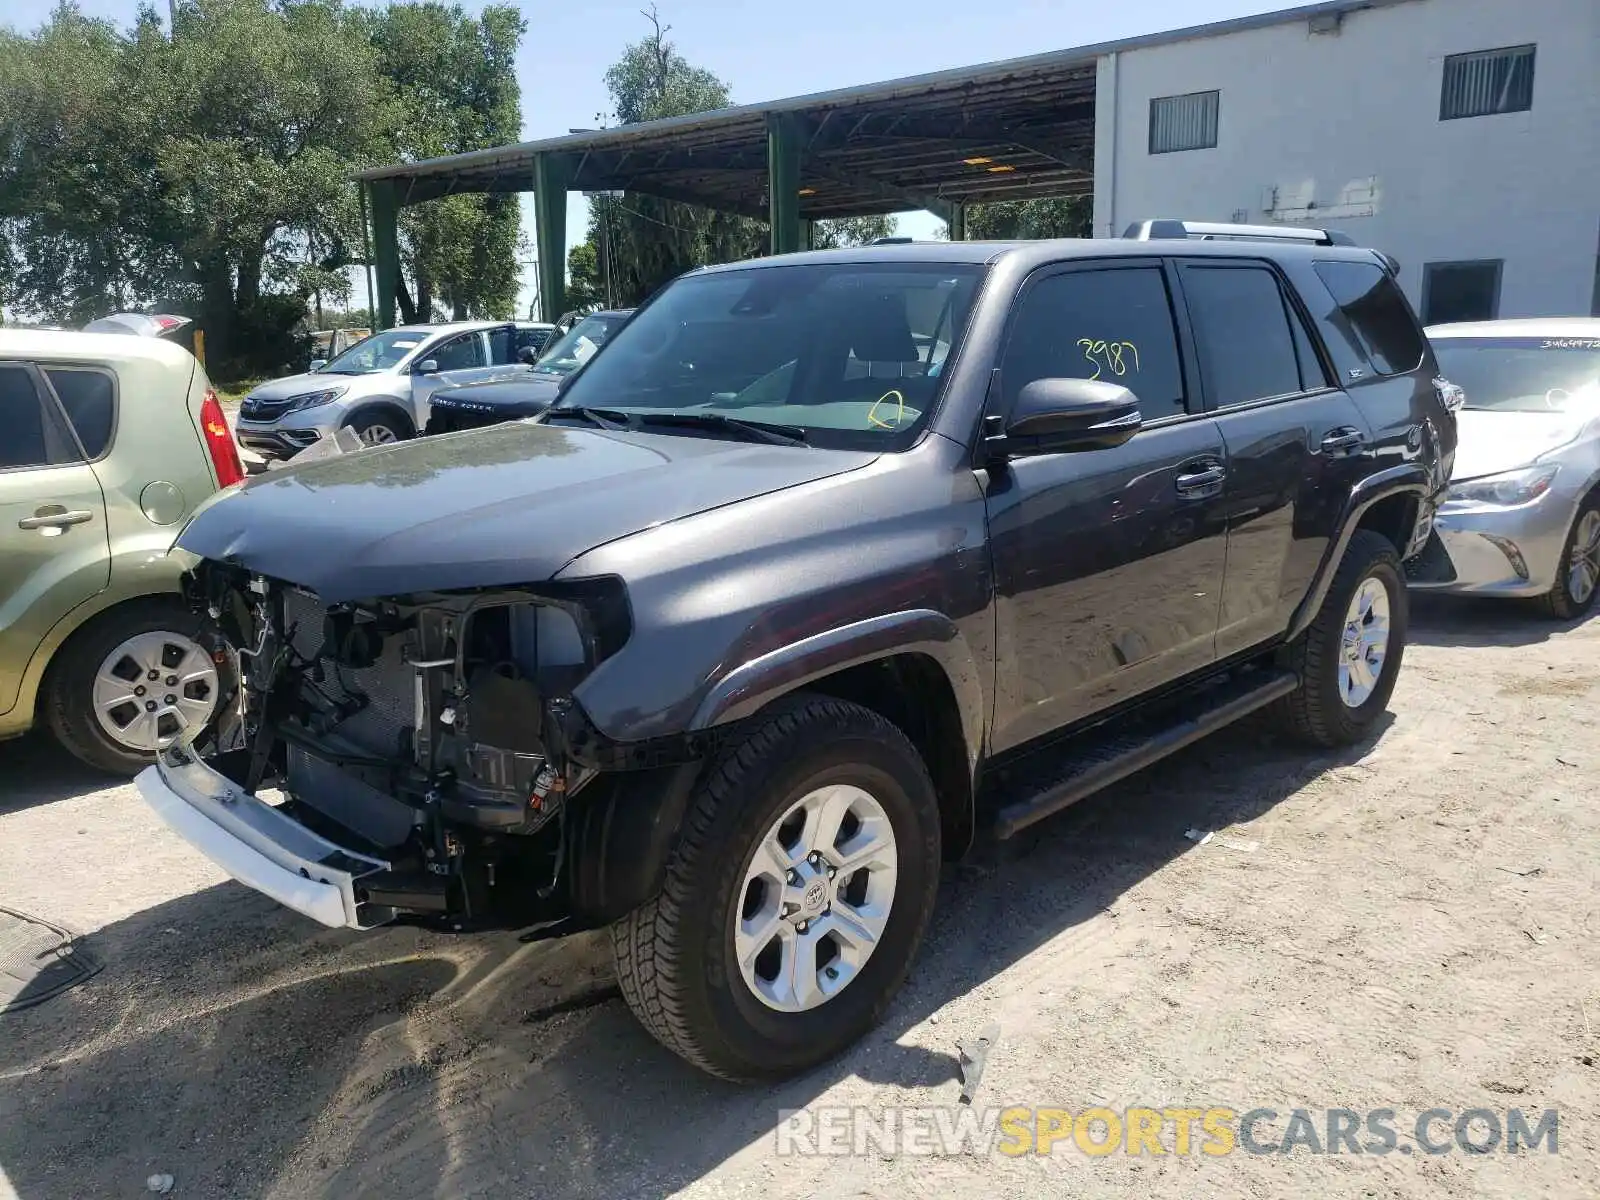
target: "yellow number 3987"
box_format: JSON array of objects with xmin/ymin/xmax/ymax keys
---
[{"xmin": 1077, "ymin": 339, "xmax": 1141, "ymax": 381}]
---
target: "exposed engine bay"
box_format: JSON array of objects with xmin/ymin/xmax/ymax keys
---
[{"xmin": 183, "ymin": 561, "xmax": 656, "ymax": 930}]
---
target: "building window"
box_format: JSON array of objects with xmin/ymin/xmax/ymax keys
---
[
  {"xmin": 1422, "ymin": 261, "xmax": 1503, "ymax": 326},
  {"xmin": 1149, "ymin": 90, "xmax": 1219, "ymax": 154},
  {"xmin": 1440, "ymin": 45, "xmax": 1535, "ymax": 120}
]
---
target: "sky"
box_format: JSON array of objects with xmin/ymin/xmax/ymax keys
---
[{"xmin": 6, "ymin": 0, "xmax": 1289, "ymax": 318}]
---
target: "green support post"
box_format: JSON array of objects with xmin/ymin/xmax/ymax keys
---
[
  {"xmin": 799, "ymin": 219, "xmax": 815, "ymax": 251},
  {"xmin": 767, "ymin": 113, "xmax": 803, "ymax": 256},
  {"xmin": 947, "ymin": 201, "xmax": 968, "ymax": 241},
  {"xmin": 533, "ymin": 153, "xmax": 574, "ymax": 323},
  {"xmin": 368, "ymin": 180, "xmax": 400, "ymax": 330}
]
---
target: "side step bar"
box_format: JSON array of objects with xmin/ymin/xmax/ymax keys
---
[{"xmin": 989, "ymin": 668, "xmax": 1300, "ymax": 840}]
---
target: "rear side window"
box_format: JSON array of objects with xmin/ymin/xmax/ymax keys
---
[
  {"xmin": 1313, "ymin": 261, "xmax": 1426, "ymax": 376},
  {"xmin": 1001, "ymin": 266, "xmax": 1189, "ymax": 418},
  {"xmin": 1179, "ymin": 265, "xmax": 1303, "ymax": 407},
  {"xmin": 45, "ymin": 367, "xmax": 116, "ymax": 458},
  {"xmin": 431, "ymin": 334, "xmax": 486, "ymax": 372},
  {"xmin": 488, "ymin": 327, "xmax": 515, "ymax": 364}
]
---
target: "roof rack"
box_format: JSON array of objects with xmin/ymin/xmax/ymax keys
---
[{"xmin": 1121, "ymin": 219, "xmax": 1357, "ymax": 247}]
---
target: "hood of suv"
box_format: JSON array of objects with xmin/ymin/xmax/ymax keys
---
[{"xmin": 176, "ymin": 421, "xmax": 875, "ymax": 601}]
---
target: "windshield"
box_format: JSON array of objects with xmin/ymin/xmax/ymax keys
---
[
  {"xmin": 550, "ymin": 263, "xmax": 984, "ymax": 449},
  {"xmin": 534, "ymin": 313, "xmax": 630, "ymax": 375},
  {"xmin": 1432, "ymin": 337, "xmax": 1600, "ymax": 413},
  {"xmin": 318, "ymin": 329, "xmax": 429, "ymax": 374}
]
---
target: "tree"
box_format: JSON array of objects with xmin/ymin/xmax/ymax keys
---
[
  {"xmin": 364, "ymin": 3, "xmax": 525, "ymax": 323},
  {"xmin": 958, "ymin": 196, "xmax": 1092, "ymax": 241},
  {"xmin": 811, "ymin": 214, "xmax": 897, "ymax": 249},
  {"xmin": 0, "ymin": 0, "xmax": 526, "ymax": 377},
  {"xmin": 585, "ymin": 7, "xmax": 764, "ymax": 305},
  {"xmin": 564, "ymin": 242, "xmax": 607, "ymax": 313}
]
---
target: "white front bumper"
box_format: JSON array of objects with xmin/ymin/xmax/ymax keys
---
[{"xmin": 135, "ymin": 751, "xmax": 391, "ymax": 929}]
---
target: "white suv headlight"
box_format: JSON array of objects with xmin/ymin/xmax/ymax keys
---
[
  {"xmin": 282, "ymin": 386, "xmax": 347, "ymax": 413},
  {"xmin": 1446, "ymin": 465, "xmax": 1559, "ymax": 507}
]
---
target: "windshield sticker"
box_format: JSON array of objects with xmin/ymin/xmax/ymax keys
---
[
  {"xmin": 1077, "ymin": 339, "xmax": 1140, "ymax": 381},
  {"xmin": 393, "ymin": 340, "xmax": 421, "ymax": 350},
  {"xmin": 1542, "ymin": 338, "xmax": 1600, "ymax": 350}
]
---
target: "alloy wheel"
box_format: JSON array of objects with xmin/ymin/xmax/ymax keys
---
[
  {"xmin": 92, "ymin": 631, "xmax": 219, "ymax": 753},
  {"xmin": 358, "ymin": 423, "xmax": 400, "ymax": 446},
  {"xmin": 1566, "ymin": 510, "xmax": 1600, "ymax": 606},
  {"xmin": 733, "ymin": 784, "xmax": 899, "ymax": 1013},
  {"xmin": 1337, "ymin": 576, "xmax": 1391, "ymax": 708}
]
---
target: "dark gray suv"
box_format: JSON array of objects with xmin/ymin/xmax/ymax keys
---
[{"xmin": 138, "ymin": 222, "xmax": 1455, "ymax": 1080}]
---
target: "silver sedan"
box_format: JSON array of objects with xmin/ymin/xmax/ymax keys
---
[{"xmin": 1409, "ymin": 319, "xmax": 1600, "ymax": 618}]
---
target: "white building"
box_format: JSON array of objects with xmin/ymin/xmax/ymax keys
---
[{"xmin": 1089, "ymin": 0, "xmax": 1600, "ymax": 322}]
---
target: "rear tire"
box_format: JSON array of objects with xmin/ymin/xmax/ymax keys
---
[
  {"xmin": 1276, "ymin": 529, "xmax": 1407, "ymax": 748},
  {"xmin": 1533, "ymin": 498, "xmax": 1600, "ymax": 621},
  {"xmin": 612, "ymin": 695, "xmax": 941, "ymax": 1081},
  {"xmin": 43, "ymin": 598, "xmax": 225, "ymax": 775}
]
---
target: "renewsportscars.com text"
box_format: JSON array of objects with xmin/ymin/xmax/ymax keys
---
[{"xmin": 775, "ymin": 1105, "xmax": 1559, "ymax": 1158}]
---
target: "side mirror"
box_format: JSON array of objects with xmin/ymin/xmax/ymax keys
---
[
  {"xmin": 414, "ymin": 359, "xmax": 440, "ymax": 375},
  {"xmin": 995, "ymin": 378, "xmax": 1143, "ymax": 458},
  {"xmin": 308, "ymin": 358, "xmax": 327, "ymax": 372},
  {"xmin": 517, "ymin": 346, "xmax": 540, "ymax": 365}
]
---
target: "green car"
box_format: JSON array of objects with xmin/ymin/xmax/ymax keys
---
[{"xmin": 0, "ymin": 327, "xmax": 243, "ymax": 773}]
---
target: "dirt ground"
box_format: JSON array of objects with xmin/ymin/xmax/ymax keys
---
[{"xmin": 2, "ymin": 595, "xmax": 1596, "ymax": 1200}]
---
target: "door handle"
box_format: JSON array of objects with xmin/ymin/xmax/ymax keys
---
[
  {"xmin": 1174, "ymin": 465, "xmax": 1226, "ymax": 498},
  {"xmin": 1319, "ymin": 428, "xmax": 1366, "ymax": 455},
  {"xmin": 19, "ymin": 507, "xmax": 94, "ymax": 531}
]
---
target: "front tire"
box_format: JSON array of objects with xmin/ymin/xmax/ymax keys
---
[
  {"xmin": 43, "ymin": 598, "xmax": 224, "ymax": 775},
  {"xmin": 1534, "ymin": 498, "xmax": 1600, "ymax": 621},
  {"xmin": 612, "ymin": 695, "xmax": 941, "ymax": 1081},
  {"xmin": 1277, "ymin": 529, "xmax": 1407, "ymax": 748},
  {"xmin": 346, "ymin": 410, "xmax": 408, "ymax": 447}
]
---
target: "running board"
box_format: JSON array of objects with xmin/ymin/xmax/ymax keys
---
[{"xmin": 988, "ymin": 668, "xmax": 1300, "ymax": 840}]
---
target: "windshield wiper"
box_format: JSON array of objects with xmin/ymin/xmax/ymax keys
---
[
  {"xmin": 542, "ymin": 405, "xmax": 634, "ymax": 431},
  {"xmin": 630, "ymin": 412, "xmax": 809, "ymax": 446}
]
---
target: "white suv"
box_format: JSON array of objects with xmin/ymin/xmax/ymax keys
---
[{"xmin": 235, "ymin": 320, "xmax": 554, "ymax": 459}]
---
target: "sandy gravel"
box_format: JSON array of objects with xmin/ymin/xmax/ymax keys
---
[{"xmin": 2, "ymin": 595, "xmax": 1596, "ymax": 1200}]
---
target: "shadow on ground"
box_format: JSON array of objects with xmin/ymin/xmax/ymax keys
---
[
  {"xmin": 0, "ymin": 713, "xmax": 1386, "ymax": 1200},
  {"xmin": 1408, "ymin": 592, "xmax": 1594, "ymax": 648},
  {"xmin": 0, "ymin": 734, "xmax": 120, "ymax": 816}
]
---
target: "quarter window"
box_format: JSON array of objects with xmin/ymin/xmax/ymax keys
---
[
  {"xmin": 1001, "ymin": 266, "xmax": 1189, "ymax": 418},
  {"xmin": 1440, "ymin": 45, "xmax": 1535, "ymax": 120},
  {"xmin": 1313, "ymin": 261, "xmax": 1426, "ymax": 377},
  {"xmin": 1180, "ymin": 265, "xmax": 1304, "ymax": 407},
  {"xmin": 45, "ymin": 368, "xmax": 116, "ymax": 458}
]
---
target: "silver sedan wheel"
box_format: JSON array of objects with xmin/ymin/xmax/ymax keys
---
[
  {"xmin": 733, "ymin": 783, "xmax": 899, "ymax": 1013},
  {"xmin": 1337, "ymin": 577, "xmax": 1391, "ymax": 708},
  {"xmin": 357, "ymin": 422, "xmax": 400, "ymax": 446},
  {"xmin": 1566, "ymin": 510, "xmax": 1600, "ymax": 606},
  {"xmin": 92, "ymin": 631, "xmax": 219, "ymax": 753}
]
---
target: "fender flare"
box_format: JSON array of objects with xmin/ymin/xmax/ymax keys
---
[
  {"xmin": 688, "ymin": 609, "xmax": 986, "ymax": 779},
  {"xmin": 1286, "ymin": 463, "xmax": 1430, "ymax": 642}
]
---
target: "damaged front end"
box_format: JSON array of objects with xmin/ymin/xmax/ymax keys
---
[{"xmin": 138, "ymin": 560, "xmax": 687, "ymax": 932}]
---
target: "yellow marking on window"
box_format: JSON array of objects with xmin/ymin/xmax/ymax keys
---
[
  {"xmin": 1077, "ymin": 339, "xmax": 1142, "ymax": 380},
  {"xmin": 867, "ymin": 389, "xmax": 906, "ymax": 429}
]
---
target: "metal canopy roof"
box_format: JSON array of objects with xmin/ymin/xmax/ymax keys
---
[
  {"xmin": 355, "ymin": 0, "xmax": 1408, "ymax": 219},
  {"xmin": 360, "ymin": 57, "xmax": 1097, "ymax": 219}
]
